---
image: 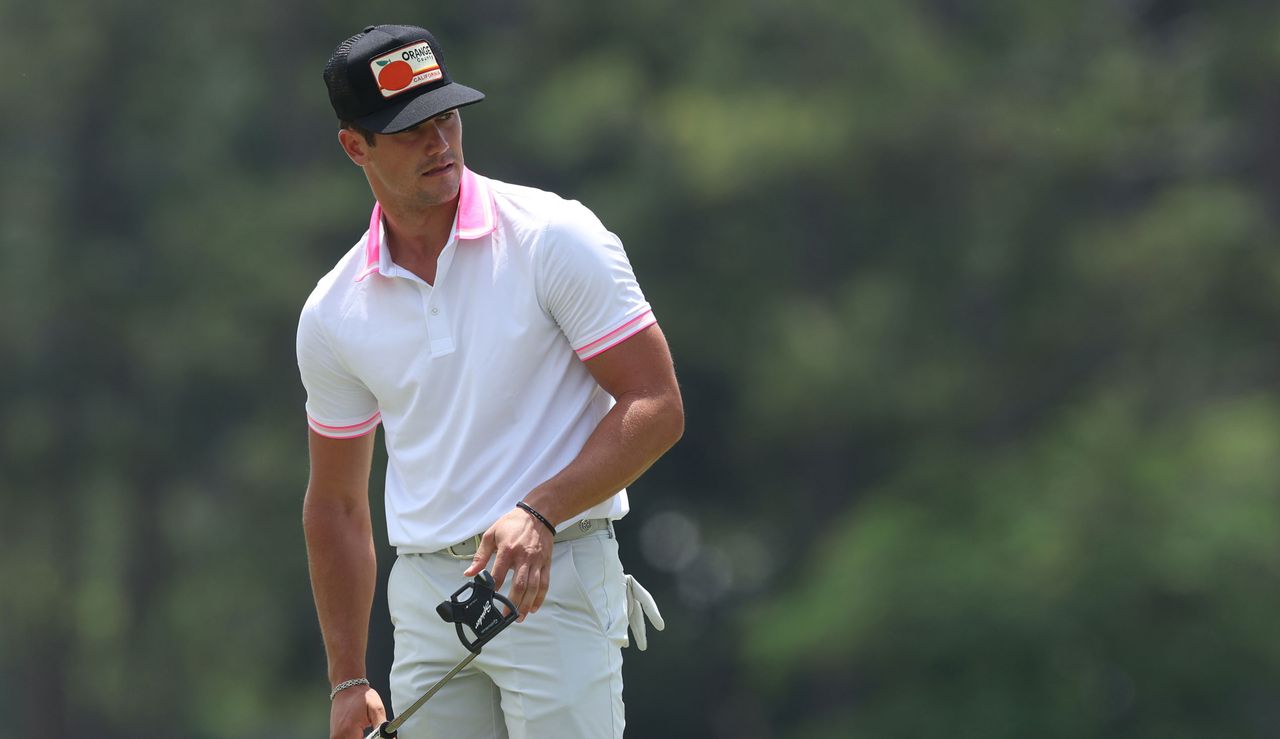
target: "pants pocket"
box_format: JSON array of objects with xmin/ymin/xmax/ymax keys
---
[{"xmin": 566, "ymin": 534, "xmax": 629, "ymax": 647}]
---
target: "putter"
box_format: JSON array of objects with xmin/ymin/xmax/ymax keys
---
[{"xmin": 364, "ymin": 569, "xmax": 519, "ymax": 739}]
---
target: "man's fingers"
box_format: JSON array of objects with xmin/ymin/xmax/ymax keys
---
[
  {"xmin": 464, "ymin": 529, "xmax": 496, "ymax": 577},
  {"xmin": 510, "ymin": 563, "xmax": 532, "ymax": 621},
  {"xmin": 465, "ymin": 509, "xmax": 553, "ymax": 614},
  {"xmin": 530, "ymin": 565, "xmax": 550, "ymax": 615},
  {"xmin": 367, "ymin": 687, "xmax": 387, "ymax": 724},
  {"xmin": 490, "ymin": 546, "xmax": 513, "ymax": 589},
  {"xmin": 517, "ymin": 565, "xmax": 549, "ymax": 621}
]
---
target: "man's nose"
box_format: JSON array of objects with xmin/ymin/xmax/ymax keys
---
[{"xmin": 422, "ymin": 122, "xmax": 450, "ymax": 154}]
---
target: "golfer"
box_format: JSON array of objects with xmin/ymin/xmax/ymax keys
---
[{"xmin": 298, "ymin": 23, "xmax": 683, "ymax": 739}]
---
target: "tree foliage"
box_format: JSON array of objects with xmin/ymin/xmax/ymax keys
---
[{"xmin": 2, "ymin": 0, "xmax": 1278, "ymax": 737}]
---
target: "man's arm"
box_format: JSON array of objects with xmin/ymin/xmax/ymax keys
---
[
  {"xmin": 303, "ymin": 429, "xmax": 387, "ymax": 739},
  {"xmin": 465, "ymin": 323, "xmax": 684, "ymax": 619}
]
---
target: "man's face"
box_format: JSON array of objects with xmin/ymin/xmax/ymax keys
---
[{"xmin": 341, "ymin": 109, "xmax": 465, "ymax": 210}]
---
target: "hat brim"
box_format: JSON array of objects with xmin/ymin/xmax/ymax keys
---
[{"xmin": 355, "ymin": 82, "xmax": 485, "ymax": 134}]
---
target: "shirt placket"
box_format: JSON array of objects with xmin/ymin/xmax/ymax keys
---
[{"xmin": 423, "ymin": 238, "xmax": 458, "ymax": 357}]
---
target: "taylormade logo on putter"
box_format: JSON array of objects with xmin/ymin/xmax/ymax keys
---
[{"xmin": 366, "ymin": 569, "xmax": 518, "ymax": 739}]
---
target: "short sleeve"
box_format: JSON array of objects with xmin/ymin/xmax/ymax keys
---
[
  {"xmin": 296, "ymin": 302, "xmax": 381, "ymax": 438},
  {"xmin": 537, "ymin": 203, "xmax": 657, "ymax": 361}
]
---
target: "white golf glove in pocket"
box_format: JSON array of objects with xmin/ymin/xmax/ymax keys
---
[{"xmin": 624, "ymin": 574, "xmax": 665, "ymax": 650}]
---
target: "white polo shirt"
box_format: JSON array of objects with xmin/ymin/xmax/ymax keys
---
[{"xmin": 296, "ymin": 168, "xmax": 656, "ymax": 552}]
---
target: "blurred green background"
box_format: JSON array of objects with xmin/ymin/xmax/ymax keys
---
[{"xmin": 3, "ymin": 0, "xmax": 1279, "ymax": 737}]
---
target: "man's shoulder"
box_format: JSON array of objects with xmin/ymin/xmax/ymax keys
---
[
  {"xmin": 301, "ymin": 237, "xmax": 367, "ymax": 317},
  {"xmin": 484, "ymin": 175, "xmax": 563, "ymax": 208},
  {"xmin": 484, "ymin": 174, "xmax": 604, "ymax": 236}
]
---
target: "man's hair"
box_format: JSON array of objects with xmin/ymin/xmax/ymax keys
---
[{"xmin": 340, "ymin": 119, "xmax": 377, "ymax": 146}]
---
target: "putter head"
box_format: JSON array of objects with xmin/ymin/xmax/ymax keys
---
[{"xmin": 435, "ymin": 569, "xmax": 518, "ymax": 653}]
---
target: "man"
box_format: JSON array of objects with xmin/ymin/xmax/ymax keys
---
[{"xmin": 298, "ymin": 23, "xmax": 683, "ymax": 739}]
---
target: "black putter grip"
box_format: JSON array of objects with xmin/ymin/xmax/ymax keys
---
[{"xmin": 380, "ymin": 721, "xmax": 397, "ymax": 737}]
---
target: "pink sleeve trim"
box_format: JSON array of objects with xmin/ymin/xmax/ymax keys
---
[
  {"xmin": 575, "ymin": 310, "xmax": 654, "ymax": 355},
  {"xmin": 307, "ymin": 410, "xmax": 382, "ymax": 438},
  {"xmin": 577, "ymin": 311, "xmax": 657, "ymax": 361}
]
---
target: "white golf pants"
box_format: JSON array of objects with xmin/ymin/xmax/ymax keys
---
[{"xmin": 387, "ymin": 528, "xmax": 629, "ymax": 738}]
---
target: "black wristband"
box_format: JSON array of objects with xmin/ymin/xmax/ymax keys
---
[{"xmin": 516, "ymin": 501, "xmax": 557, "ymax": 536}]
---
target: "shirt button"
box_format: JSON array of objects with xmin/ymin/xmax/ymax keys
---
[{"xmin": 431, "ymin": 307, "xmax": 439, "ymax": 315}]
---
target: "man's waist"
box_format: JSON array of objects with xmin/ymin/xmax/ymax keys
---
[{"xmin": 405, "ymin": 518, "xmax": 614, "ymax": 559}]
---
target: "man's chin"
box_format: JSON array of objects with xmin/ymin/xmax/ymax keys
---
[{"xmin": 415, "ymin": 180, "xmax": 461, "ymax": 208}]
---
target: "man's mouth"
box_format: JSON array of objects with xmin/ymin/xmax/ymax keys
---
[{"xmin": 422, "ymin": 162, "xmax": 455, "ymax": 177}]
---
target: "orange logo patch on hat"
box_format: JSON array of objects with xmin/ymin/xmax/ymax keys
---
[{"xmin": 370, "ymin": 41, "xmax": 443, "ymax": 98}]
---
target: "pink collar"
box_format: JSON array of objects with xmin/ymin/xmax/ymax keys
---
[{"xmin": 356, "ymin": 167, "xmax": 496, "ymax": 281}]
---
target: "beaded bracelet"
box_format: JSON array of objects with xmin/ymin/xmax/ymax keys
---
[{"xmin": 516, "ymin": 501, "xmax": 557, "ymax": 536}]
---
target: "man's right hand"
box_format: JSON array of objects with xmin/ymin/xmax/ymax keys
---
[{"xmin": 330, "ymin": 685, "xmax": 387, "ymax": 739}]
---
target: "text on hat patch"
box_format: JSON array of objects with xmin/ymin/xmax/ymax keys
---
[{"xmin": 370, "ymin": 41, "xmax": 443, "ymax": 98}]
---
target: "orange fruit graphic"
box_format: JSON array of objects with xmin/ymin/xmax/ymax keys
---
[{"xmin": 378, "ymin": 60, "xmax": 414, "ymax": 91}]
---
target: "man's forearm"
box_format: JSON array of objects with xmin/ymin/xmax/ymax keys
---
[
  {"xmin": 303, "ymin": 493, "xmax": 378, "ymax": 686},
  {"xmin": 523, "ymin": 387, "xmax": 683, "ymax": 526}
]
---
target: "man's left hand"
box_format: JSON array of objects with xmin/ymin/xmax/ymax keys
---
[{"xmin": 464, "ymin": 507, "xmax": 553, "ymax": 622}]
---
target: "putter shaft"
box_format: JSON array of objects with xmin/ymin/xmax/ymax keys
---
[{"xmin": 366, "ymin": 651, "xmax": 479, "ymax": 738}]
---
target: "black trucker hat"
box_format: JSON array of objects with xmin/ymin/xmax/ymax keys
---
[{"xmin": 323, "ymin": 24, "xmax": 485, "ymax": 134}]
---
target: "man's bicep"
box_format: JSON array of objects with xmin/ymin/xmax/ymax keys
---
[
  {"xmin": 306, "ymin": 429, "xmax": 377, "ymax": 509},
  {"xmin": 582, "ymin": 323, "xmax": 680, "ymax": 402}
]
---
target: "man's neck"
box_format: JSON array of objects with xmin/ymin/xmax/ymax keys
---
[{"xmin": 380, "ymin": 197, "xmax": 459, "ymax": 284}]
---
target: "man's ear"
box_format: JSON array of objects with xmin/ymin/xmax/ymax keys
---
[{"xmin": 338, "ymin": 128, "xmax": 371, "ymax": 166}]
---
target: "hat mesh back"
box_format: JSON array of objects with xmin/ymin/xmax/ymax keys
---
[{"xmin": 324, "ymin": 33, "xmax": 366, "ymax": 118}]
